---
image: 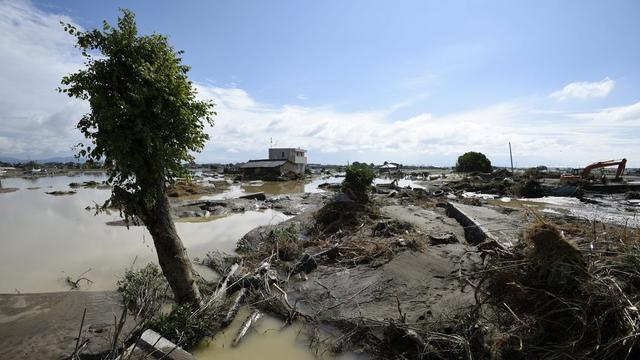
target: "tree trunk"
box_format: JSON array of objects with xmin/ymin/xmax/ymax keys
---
[{"xmin": 144, "ymin": 191, "xmax": 202, "ymax": 306}]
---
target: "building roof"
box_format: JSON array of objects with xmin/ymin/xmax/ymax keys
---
[
  {"xmin": 269, "ymin": 147, "xmax": 306, "ymax": 152},
  {"xmin": 379, "ymin": 163, "xmax": 398, "ymax": 169},
  {"xmin": 240, "ymin": 160, "xmax": 289, "ymax": 169}
]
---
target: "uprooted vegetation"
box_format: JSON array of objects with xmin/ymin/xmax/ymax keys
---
[
  {"xmin": 115, "ymin": 263, "xmax": 234, "ymax": 352},
  {"xmin": 469, "ymin": 221, "xmax": 640, "ymax": 359},
  {"xmin": 297, "ymin": 219, "xmax": 640, "ymax": 359},
  {"xmin": 239, "ymin": 223, "xmax": 304, "ymax": 267},
  {"xmin": 314, "ymin": 198, "xmax": 380, "ymax": 235},
  {"xmin": 372, "ymin": 219, "xmax": 414, "ymax": 237},
  {"xmin": 509, "ymin": 178, "xmax": 544, "ymax": 198}
]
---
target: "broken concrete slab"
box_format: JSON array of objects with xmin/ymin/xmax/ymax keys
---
[
  {"xmin": 118, "ymin": 329, "xmax": 195, "ymax": 360},
  {"xmin": 445, "ymin": 201, "xmax": 521, "ymax": 248},
  {"xmin": 0, "ymin": 291, "xmax": 136, "ymax": 360},
  {"xmin": 380, "ymin": 205, "xmax": 466, "ymax": 242}
]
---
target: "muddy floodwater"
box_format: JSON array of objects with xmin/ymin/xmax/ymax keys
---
[
  {"xmin": 0, "ymin": 174, "xmax": 290, "ymax": 293},
  {"xmin": 193, "ymin": 307, "xmax": 362, "ymax": 360},
  {"xmin": 0, "ymin": 173, "xmax": 410, "ymax": 359}
]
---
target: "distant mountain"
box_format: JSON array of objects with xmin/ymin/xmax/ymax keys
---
[
  {"xmin": 0, "ymin": 156, "xmax": 22, "ymax": 164},
  {"xmin": 0, "ymin": 156, "xmax": 80, "ymax": 164},
  {"xmin": 38, "ymin": 156, "xmax": 80, "ymax": 164}
]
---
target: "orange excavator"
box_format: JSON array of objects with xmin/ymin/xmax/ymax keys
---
[{"xmin": 560, "ymin": 158, "xmax": 627, "ymax": 183}]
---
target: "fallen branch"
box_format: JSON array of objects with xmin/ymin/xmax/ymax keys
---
[
  {"xmin": 232, "ymin": 310, "xmax": 263, "ymax": 347},
  {"xmin": 222, "ymin": 287, "xmax": 246, "ymax": 327}
]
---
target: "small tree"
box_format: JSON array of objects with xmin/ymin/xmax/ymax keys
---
[
  {"xmin": 60, "ymin": 10, "xmax": 214, "ymax": 306},
  {"xmin": 342, "ymin": 164, "xmax": 375, "ymax": 203},
  {"xmin": 455, "ymin": 151, "xmax": 492, "ymax": 173}
]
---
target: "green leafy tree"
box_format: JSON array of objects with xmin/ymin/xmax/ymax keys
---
[
  {"xmin": 342, "ymin": 163, "xmax": 375, "ymax": 203},
  {"xmin": 455, "ymin": 151, "xmax": 492, "ymax": 173},
  {"xmin": 59, "ymin": 10, "xmax": 215, "ymax": 306}
]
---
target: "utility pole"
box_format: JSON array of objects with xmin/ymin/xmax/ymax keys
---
[{"xmin": 509, "ymin": 142, "xmax": 514, "ymax": 174}]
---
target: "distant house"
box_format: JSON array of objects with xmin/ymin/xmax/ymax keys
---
[
  {"xmin": 378, "ymin": 163, "xmax": 399, "ymax": 172},
  {"xmin": 240, "ymin": 148, "xmax": 307, "ymax": 180}
]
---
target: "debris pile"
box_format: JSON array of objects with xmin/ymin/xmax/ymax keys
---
[{"xmin": 472, "ymin": 221, "xmax": 640, "ymax": 359}]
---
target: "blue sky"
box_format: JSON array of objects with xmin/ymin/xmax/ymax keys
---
[{"xmin": 1, "ymin": 0, "xmax": 639, "ymax": 166}]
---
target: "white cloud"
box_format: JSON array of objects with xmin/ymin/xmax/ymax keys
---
[
  {"xmin": 0, "ymin": 0, "xmax": 86, "ymax": 156},
  {"xmin": 0, "ymin": 1, "xmax": 637, "ymax": 167},
  {"xmin": 569, "ymin": 101, "xmax": 640, "ymax": 125},
  {"xmin": 195, "ymin": 84, "xmax": 640, "ymax": 166},
  {"xmin": 550, "ymin": 77, "xmax": 614, "ymax": 101}
]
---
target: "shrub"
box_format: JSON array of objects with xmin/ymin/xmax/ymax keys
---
[
  {"xmin": 342, "ymin": 164, "xmax": 375, "ymax": 202},
  {"xmin": 268, "ymin": 224, "xmax": 301, "ymax": 261},
  {"xmin": 455, "ymin": 152, "xmax": 492, "ymax": 173},
  {"xmin": 149, "ymin": 303, "xmax": 218, "ymax": 350},
  {"xmin": 117, "ymin": 263, "xmax": 168, "ymax": 316}
]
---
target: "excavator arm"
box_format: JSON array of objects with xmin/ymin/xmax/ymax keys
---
[
  {"xmin": 560, "ymin": 158, "xmax": 627, "ymax": 183},
  {"xmin": 581, "ymin": 158, "xmax": 627, "ymax": 178}
]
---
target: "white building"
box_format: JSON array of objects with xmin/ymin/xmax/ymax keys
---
[
  {"xmin": 240, "ymin": 148, "xmax": 308, "ymax": 180},
  {"xmin": 268, "ymin": 148, "xmax": 307, "ymax": 174}
]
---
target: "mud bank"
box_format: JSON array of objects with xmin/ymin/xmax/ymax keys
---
[
  {"xmin": 0, "ymin": 291, "xmax": 138, "ymax": 360},
  {"xmin": 192, "ymin": 184, "xmax": 521, "ymax": 358},
  {"xmin": 197, "ymin": 173, "xmax": 640, "ymax": 358}
]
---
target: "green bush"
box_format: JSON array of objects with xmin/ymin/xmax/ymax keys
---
[
  {"xmin": 267, "ymin": 224, "xmax": 301, "ymax": 261},
  {"xmin": 117, "ymin": 263, "xmax": 168, "ymax": 316},
  {"xmin": 342, "ymin": 164, "xmax": 376, "ymax": 202},
  {"xmin": 149, "ymin": 303, "xmax": 218, "ymax": 350},
  {"xmin": 455, "ymin": 151, "xmax": 492, "ymax": 173}
]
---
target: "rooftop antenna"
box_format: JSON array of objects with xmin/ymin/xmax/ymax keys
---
[{"xmin": 270, "ymin": 137, "xmax": 273, "ymax": 149}]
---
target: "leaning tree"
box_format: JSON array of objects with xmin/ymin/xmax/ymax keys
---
[{"xmin": 60, "ymin": 10, "xmax": 215, "ymax": 306}]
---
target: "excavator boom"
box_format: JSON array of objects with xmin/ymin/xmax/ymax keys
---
[
  {"xmin": 560, "ymin": 158, "xmax": 627, "ymax": 183},
  {"xmin": 581, "ymin": 158, "xmax": 627, "ymax": 178}
]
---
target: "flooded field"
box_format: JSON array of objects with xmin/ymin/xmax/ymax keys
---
[
  {"xmin": 0, "ymin": 172, "xmax": 424, "ymax": 294},
  {"xmin": 196, "ymin": 175, "xmax": 342, "ymax": 200},
  {"xmin": 0, "ymin": 174, "xmax": 291, "ymax": 293},
  {"xmin": 0, "ymin": 172, "xmax": 431, "ymax": 360}
]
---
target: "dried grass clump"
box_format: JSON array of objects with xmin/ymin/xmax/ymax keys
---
[
  {"xmin": 373, "ymin": 219, "xmax": 414, "ymax": 237},
  {"xmin": 525, "ymin": 222, "xmax": 584, "ymax": 269},
  {"xmin": 239, "ymin": 224, "xmax": 303, "ymax": 267},
  {"xmin": 524, "ymin": 222, "xmax": 582, "ymax": 264},
  {"xmin": 476, "ymin": 221, "xmax": 640, "ymax": 359},
  {"xmin": 314, "ymin": 200, "xmax": 379, "ymax": 234},
  {"xmin": 509, "ymin": 178, "xmax": 544, "ymax": 198}
]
